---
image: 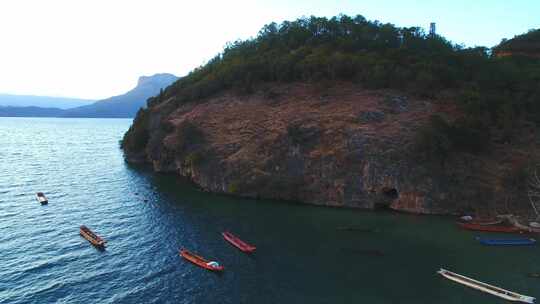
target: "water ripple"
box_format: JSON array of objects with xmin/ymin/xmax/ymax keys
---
[{"xmin": 1, "ymin": 117, "xmax": 539, "ymax": 304}]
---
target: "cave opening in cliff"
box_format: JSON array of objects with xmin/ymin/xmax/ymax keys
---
[
  {"xmin": 373, "ymin": 188, "xmax": 399, "ymax": 210},
  {"xmin": 382, "ymin": 187, "xmax": 399, "ymax": 200}
]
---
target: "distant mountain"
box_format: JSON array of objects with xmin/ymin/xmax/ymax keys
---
[
  {"xmin": 0, "ymin": 73, "xmax": 178, "ymax": 118},
  {"xmin": 62, "ymin": 73, "xmax": 178, "ymax": 118},
  {"xmin": 0, "ymin": 106, "xmax": 65, "ymax": 117},
  {"xmin": 0, "ymin": 94, "xmax": 94, "ymax": 109}
]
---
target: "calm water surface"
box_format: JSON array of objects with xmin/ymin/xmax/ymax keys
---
[{"xmin": 0, "ymin": 117, "xmax": 538, "ymax": 303}]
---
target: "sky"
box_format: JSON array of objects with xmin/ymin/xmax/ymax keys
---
[{"xmin": 0, "ymin": 0, "xmax": 538, "ymax": 100}]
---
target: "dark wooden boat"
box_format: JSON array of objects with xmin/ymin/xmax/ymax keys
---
[
  {"xmin": 222, "ymin": 231, "xmax": 256, "ymax": 253},
  {"xmin": 79, "ymin": 225, "xmax": 106, "ymax": 247},
  {"xmin": 179, "ymin": 249, "xmax": 224, "ymax": 272},
  {"xmin": 36, "ymin": 192, "xmax": 48, "ymax": 205},
  {"xmin": 476, "ymin": 237, "xmax": 536, "ymax": 246},
  {"xmin": 457, "ymin": 222, "xmax": 526, "ymax": 233}
]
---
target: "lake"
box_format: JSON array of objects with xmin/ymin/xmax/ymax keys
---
[{"xmin": 0, "ymin": 117, "xmax": 538, "ymax": 303}]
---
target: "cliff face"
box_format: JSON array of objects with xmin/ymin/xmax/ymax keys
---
[{"xmin": 123, "ymin": 82, "xmax": 535, "ymax": 215}]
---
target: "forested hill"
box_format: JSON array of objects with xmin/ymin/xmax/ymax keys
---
[
  {"xmin": 121, "ymin": 15, "xmax": 540, "ymax": 215},
  {"xmin": 126, "ymin": 14, "xmax": 540, "ymax": 156},
  {"xmin": 495, "ymin": 29, "xmax": 540, "ymax": 55}
]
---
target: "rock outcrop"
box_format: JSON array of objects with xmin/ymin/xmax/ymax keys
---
[{"xmin": 123, "ymin": 82, "xmax": 536, "ymax": 216}]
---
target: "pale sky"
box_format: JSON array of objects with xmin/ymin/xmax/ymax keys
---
[{"xmin": 0, "ymin": 0, "xmax": 538, "ymax": 100}]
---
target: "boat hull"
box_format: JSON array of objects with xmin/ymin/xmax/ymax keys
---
[
  {"xmin": 457, "ymin": 222, "xmax": 525, "ymax": 233},
  {"xmin": 438, "ymin": 268, "xmax": 535, "ymax": 303},
  {"xmin": 80, "ymin": 226, "xmax": 106, "ymax": 248},
  {"xmin": 476, "ymin": 237, "xmax": 536, "ymax": 246},
  {"xmin": 222, "ymin": 232, "xmax": 256, "ymax": 253},
  {"xmin": 36, "ymin": 193, "xmax": 48, "ymax": 205},
  {"xmin": 179, "ymin": 249, "xmax": 224, "ymax": 272}
]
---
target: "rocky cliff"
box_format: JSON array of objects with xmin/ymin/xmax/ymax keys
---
[{"xmin": 122, "ymin": 82, "xmax": 537, "ymax": 216}]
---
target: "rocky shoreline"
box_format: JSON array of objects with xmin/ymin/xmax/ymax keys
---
[{"xmin": 123, "ymin": 82, "xmax": 536, "ymax": 216}]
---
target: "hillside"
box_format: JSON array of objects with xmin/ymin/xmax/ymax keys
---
[
  {"xmin": 63, "ymin": 73, "xmax": 178, "ymax": 118},
  {"xmin": 122, "ymin": 15, "xmax": 540, "ymax": 217}
]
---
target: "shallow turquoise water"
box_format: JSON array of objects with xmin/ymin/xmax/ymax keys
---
[{"xmin": 0, "ymin": 117, "xmax": 538, "ymax": 303}]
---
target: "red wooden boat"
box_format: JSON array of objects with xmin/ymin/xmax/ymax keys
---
[
  {"xmin": 179, "ymin": 249, "xmax": 224, "ymax": 272},
  {"xmin": 457, "ymin": 222, "xmax": 525, "ymax": 233},
  {"xmin": 222, "ymin": 231, "xmax": 256, "ymax": 253}
]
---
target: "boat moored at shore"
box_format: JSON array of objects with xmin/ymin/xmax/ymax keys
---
[
  {"xmin": 438, "ymin": 268, "xmax": 535, "ymax": 303},
  {"xmin": 457, "ymin": 222, "xmax": 526, "ymax": 233},
  {"xmin": 476, "ymin": 237, "xmax": 536, "ymax": 246}
]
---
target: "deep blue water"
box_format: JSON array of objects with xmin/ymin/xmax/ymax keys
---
[{"xmin": 0, "ymin": 117, "xmax": 539, "ymax": 304}]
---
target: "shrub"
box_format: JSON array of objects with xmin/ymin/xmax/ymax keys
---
[
  {"xmin": 227, "ymin": 181, "xmax": 240, "ymax": 194},
  {"xmin": 121, "ymin": 108, "xmax": 150, "ymax": 152},
  {"xmin": 185, "ymin": 151, "xmax": 204, "ymax": 166}
]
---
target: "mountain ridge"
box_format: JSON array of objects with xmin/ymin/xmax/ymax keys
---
[
  {"xmin": 0, "ymin": 73, "xmax": 178, "ymax": 118},
  {"xmin": 62, "ymin": 73, "xmax": 178, "ymax": 118},
  {"xmin": 0, "ymin": 94, "xmax": 94, "ymax": 109}
]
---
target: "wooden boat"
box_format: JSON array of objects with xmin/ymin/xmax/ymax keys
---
[
  {"xmin": 36, "ymin": 192, "xmax": 48, "ymax": 204},
  {"xmin": 438, "ymin": 268, "xmax": 535, "ymax": 303},
  {"xmin": 458, "ymin": 216, "xmax": 504, "ymax": 226},
  {"xmin": 179, "ymin": 249, "xmax": 224, "ymax": 272},
  {"xmin": 457, "ymin": 222, "xmax": 526, "ymax": 233},
  {"xmin": 222, "ymin": 231, "xmax": 256, "ymax": 253},
  {"xmin": 79, "ymin": 225, "xmax": 106, "ymax": 248},
  {"xmin": 476, "ymin": 237, "xmax": 536, "ymax": 246}
]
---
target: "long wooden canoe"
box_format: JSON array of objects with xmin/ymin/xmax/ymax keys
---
[
  {"xmin": 457, "ymin": 222, "xmax": 526, "ymax": 233},
  {"xmin": 438, "ymin": 268, "xmax": 535, "ymax": 303},
  {"xmin": 36, "ymin": 192, "xmax": 48, "ymax": 205},
  {"xmin": 179, "ymin": 249, "xmax": 224, "ymax": 272},
  {"xmin": 222, "ymin": 231, "xmax": 256, "ymax": 253},
  {"xmin": 80, "ymin": 225, "xmax": 106, "ymax": 248}
]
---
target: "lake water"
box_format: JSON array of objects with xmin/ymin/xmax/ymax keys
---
[{"xmin": 0, "ymin": 117, "xmax": 538, "ymax": 304}]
